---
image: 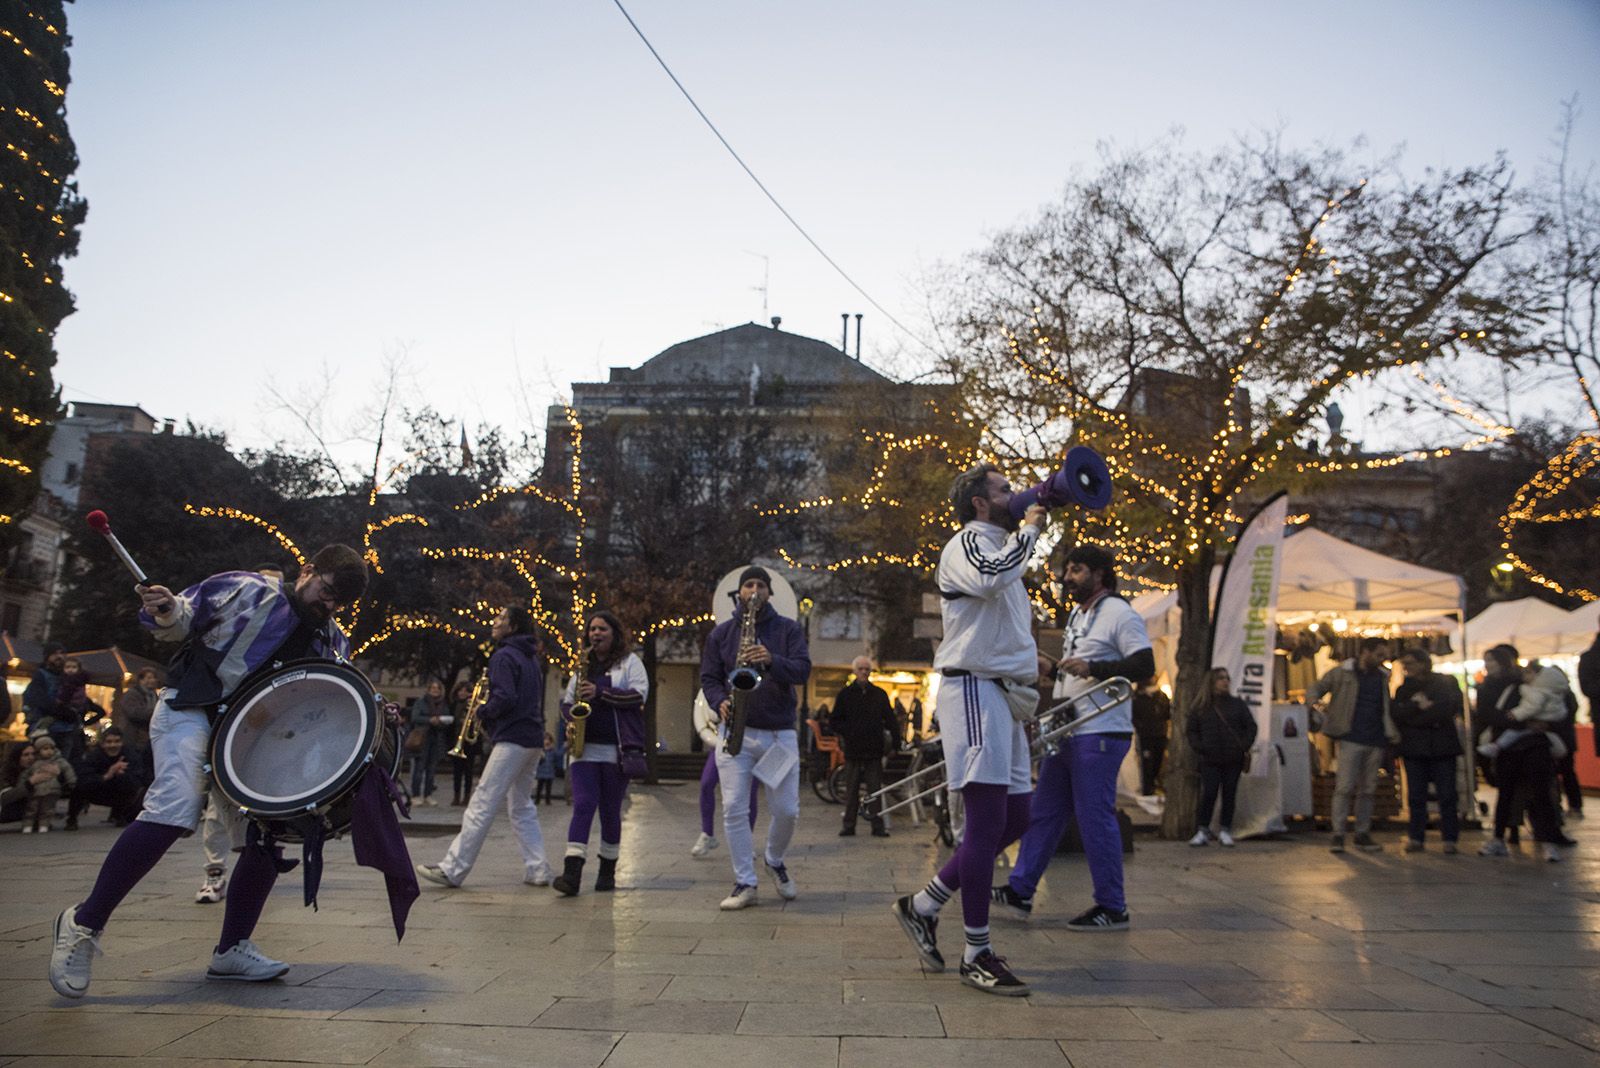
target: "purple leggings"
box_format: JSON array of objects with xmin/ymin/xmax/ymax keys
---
[
  {"xmin": 76, "ymin": 819, "xmax": 282, "ymax": 952},
  {"xmin": 700, "ymin": 753, "xmax": 758, "ymax": 836},
  {"xmin": 567, "ymin": 759, "xmax": 628, "ymax": 847},
  {"xmin": 937, "ymin": 784, "xmax": 1033, "ymax": 930}
]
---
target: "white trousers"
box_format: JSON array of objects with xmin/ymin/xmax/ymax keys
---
[
  {"xmin": 440, "ymin": 742, "xmax": 549, "ymax": 884},
  {"xmin": 715, "ymin": 727, "xmax": 800, "ymax": 888}
]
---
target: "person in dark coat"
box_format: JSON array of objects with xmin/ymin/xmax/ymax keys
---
[
  {"xmin": 831, "ymin": 656, "xmax": 897, "ymax": 837},
  {"xmin": 1186, "ymin": 667, "xmax": 1257, "ymax": 846},
  {"xmin": 1131, "ymin": 678, "xmax": 1172, "ymax": 797},
  {"xmin": 1579, "ymin": 627, "xmax": 1600, "ymax": 758},
  {"xmin": 67, "ymin": 727, "xmax": 145, "ymax": 828},
  {"xmin": 1391, "ymin": 648, "xmax": 1464, "ymax": 853}
]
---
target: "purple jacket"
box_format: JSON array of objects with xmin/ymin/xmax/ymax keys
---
[
  {"xmin": 478, "ymin": 634, "xmax": 546, "ymax": 748},
  {"xmin": 700, "ymin": 602, "xmax": 811, "ymax": 732},
  {"xmin": 561, "ymin": 652, "xmax": 647, "ymax": 751}
]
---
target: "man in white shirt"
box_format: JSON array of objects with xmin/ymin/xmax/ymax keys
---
[
  {"xmin": 891, "ymin": 463, "xmax": 1046, "ymax": 997},
  {"xmin": 993, "ymin": 544, "xmax": 1153, "ymax": 931}
]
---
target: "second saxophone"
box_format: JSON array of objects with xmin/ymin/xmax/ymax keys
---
[{"xmin": 566, "ymin": 623, "xmax": 592, "ymax": 760}]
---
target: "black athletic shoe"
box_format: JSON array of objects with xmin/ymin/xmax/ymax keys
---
[
  {"xmin": 891, "ymin": 896, "xmax": 944, "ymax": 972},
  {"xmin": 990, "ymin": 884, "xmax": 1033, "ymax": 921},
  {"xmin": 959, "ymin": 948, "xmax": 1030, "ymax": 996},
  {"xmin": 1065, "ymin": 905, "xmax": 1130, "ymax": 932}
]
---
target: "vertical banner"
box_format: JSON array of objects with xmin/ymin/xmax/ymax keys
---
[{"xmin": 1209, "ymin": 492, "xmax": 1289, "ymax": 779}]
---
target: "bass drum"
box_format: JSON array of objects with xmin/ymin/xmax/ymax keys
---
[{"xmin": 208, "ymin": 658, "xmax": 402, "ymax": 843}]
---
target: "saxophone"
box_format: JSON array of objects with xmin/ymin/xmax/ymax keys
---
[
  {"xmin": 566, "ymin": 626, "xmax": 592, "ymax": 761},
  {"xmin": 446, "ymin": 674, "xmax": 487, "ymax": 759},
  {"xmin": 723, "ymin": 590, "xmax": 765, "ymax": 756}
]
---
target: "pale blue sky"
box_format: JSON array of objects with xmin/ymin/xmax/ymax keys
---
[{"xmin": 53, "ymin": 1, "xmax": 1600, "ymax": 460}]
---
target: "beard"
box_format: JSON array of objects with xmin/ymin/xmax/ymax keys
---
[
  {"xmin": 993, "ymin": 505, "xmax": 1019, "ymax": 532},
  {"xmin": 1064, "ymin": 578, "xmax": 1093, "ymax": 603},
  {"xmin": 292, "ymin": 591, "xmax": 332, "ymax": 625}
]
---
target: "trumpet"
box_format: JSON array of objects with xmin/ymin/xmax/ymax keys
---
[
  {"xmin": 866, "ymin": 675, "xmax": 1133, "ymax": 818},
  {"xmin": 566, "ymin": 627, "xmax": 592, "ymax": 761},
  {"xmin": 446, "ymin": 674, "xmax": 488, "ymax": 759}
]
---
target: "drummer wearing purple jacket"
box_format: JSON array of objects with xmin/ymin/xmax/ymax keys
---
[
  {"xmin": 417, "ymin": 606, "xmax": 552, "ymax": 891},
  {"xmin": 701, "ymin": 566, "xmax": 812, "ymax": 910},
  {"xmin": 49, "ymin": 546, "xmax": 369, "ymax": 1000}
]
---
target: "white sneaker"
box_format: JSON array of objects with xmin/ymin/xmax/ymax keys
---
[
  {"xmin": 1543, "ymin": 844, "xmax": 1562, "ymax": 863},
  {"xmin": 49, "ymin": 905, "xmax": 102, "ymax": 999},
  {"xmin": 1218, "ymin": 830, "xmax": 1236, "ymax": 847},
  {"xmin": 764, "ymin": 857, "xmax": 798, "ymax": 901},
  {"xmin": 524, "ymin": 865, "xmax": 554, "ymax": 887},
  {"xmin": 207, "ymin": 939, "xmax": 289, "ymax": 982},
  {"xmin": 719, "ymin": 883, "xmax": 758, "ymax": 910},
  {"xmin": 691, "ymin": 832, "xmax": 719, "ymax": 858},
  {"xmin": 195, "ymin": 873, "xmax": 228, "ymax": 904},
  {"xmin": 1188, "ymin": 830, "xmax": 1209, "ymax": 847},
  {"xmin": 1478, "ymin": 839, "xmax": 1509, "ymax": 857},
  {"xmin": 38, "ymin": 825, "xmax": 49, "ymax": 834},
  {"xmin": 415, "ymin": 864, "xmax": 459, "ymax": 888},
  {"xmin": 21, "ymin": 825, "xmax": 34, "ymax": 834}
]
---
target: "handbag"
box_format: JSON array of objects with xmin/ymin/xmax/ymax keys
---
[
  {"xmin": 403, "ymin": 725, "xmax": 428, "ymax": 753},
  {"xmin": 999, "ymin": 678, "xmax": 1042, "ymax": 724},
  {"xmin": 615, "ymin": 708, "xmax": 648, "ymax": 777},
  {"xmin": 1214, "ymin": 703, "xmax": 1253, "ymax": 773}
]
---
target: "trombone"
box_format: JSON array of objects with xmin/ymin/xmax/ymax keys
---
[{"xmin": 867, "ymin": 675, "xmax": 1134, "ymax": 819}]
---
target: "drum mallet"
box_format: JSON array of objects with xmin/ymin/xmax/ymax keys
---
[{"xmin": 85, "ymin": 510, "xmax": 155, "ymax": 589}]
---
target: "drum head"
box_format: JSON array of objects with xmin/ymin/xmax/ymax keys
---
[{"xmin": 211, "ymin": 659, "xmax": 379, "ymax": 820}]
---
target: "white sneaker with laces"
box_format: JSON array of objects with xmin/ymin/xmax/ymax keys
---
[
  {"xmin": 1188, "ymin": 830, "xmax": 1209, "ymax": 847},
  {"xmin": 524, "ymin": 865, "xmax": 554, "ymax": 886},
  {"xmin": 719, "ymin": 883, "xmax": 758, "ymax": 910},
  {"xmin": 415, "ymin": 864, "xmax": 459, "ymax": 888},
  {"xmin": 195, "ymin": 873, "xmax": 228, "ymax": 904},
  {"xmin": 1218, "ymin": 830, "xmax": 1236, "ymax": 847},
  {"xmin": 207, "ymin": 939, "xmax": 289, "ymax": 982},
  {"xmin": 764, "ymin": 858, "xmax": 798, "ymax": 901},
  {"xmin": 691, "ymin": 832, "xmax": 719, "ymax": 857},
  {"xmin": 49, "ymin": 905, "xmax": 102, "ymax": 999}
]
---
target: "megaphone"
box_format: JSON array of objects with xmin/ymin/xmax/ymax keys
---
[{"xmin": 1009, "ymin": 446, "xmax": 1113, "ymax": 520}]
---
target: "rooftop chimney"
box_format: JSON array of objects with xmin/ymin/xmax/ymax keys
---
[
  {"xmin": 770, "ymin": 316, "xmax": 782, "ymax": 330},
  {"xmin": 841, "ymin": 313, "xmax": 849, "ymax": 353},
  {"xmin": 854, "ymin": 314, "xmax": 863, "ymax": 360}
]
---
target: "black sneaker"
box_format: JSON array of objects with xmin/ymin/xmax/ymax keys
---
[
  {"xmin": 1353, "ymin": 833, "xmax": 1382, "ymax": 853},
  {"xmin": 990, "ymin": 884, "xmax": 1033, "ymax": 921},
  {"xmin": 959, "ymin": 948, "xmax": 1030, "ymax": 996},
  {"xmin": 838, "ymin": 826, "xmax": 856, "ymax": 837},
  {"xmin": 1065, "ymin": 905, "xmax": 1130, "ymax": 932},
  {"xmin": 891, "ymin": 896, "xmax": 944, "ymax": 972}
]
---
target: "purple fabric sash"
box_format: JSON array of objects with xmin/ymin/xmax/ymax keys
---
[{"xmin": 350, "ymin": 764, "xmax": 419, "ymax": 940}]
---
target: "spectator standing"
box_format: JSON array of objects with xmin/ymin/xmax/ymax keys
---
[
  {"xmin": 407, "ymin": 680, "xmax": 452, "ymax": 806},
  {"xmin": 22, "ymin": 733, "xmax": 74, "ymax": 832},
  {"xmin": 1490, "ymin": 662, "xmax": 1570, "ymax": 863},
  {"xmin": 1391, "ymin": 649, "xmax": 1464, "ymax": 854},
  {"xmin": 832, "ymin": 656, "xmax": 897, "ymax": 838},
  {"xmin": 448, "ymin": 679, "xmax": 482, "ymax": 806},
  {"xmin": 114, "ymin": 668, "xmax": 160, "ymax": 782},
  {"xmin": 534, "ymin": 732, "xmax": 556, "ymax": 805},
  {"xmin": 1579, "ymin": 627, "xmax": 1600, "ymax": 758},
  {"xmin": 1132, "ymin": 678, "xmax": 1172, "ymax": 798},
  {"xmin": 1307, "ymin": 637, "xmax": 1398, "ymax": 853},
  {"xmin": 1476, "ymin": 644, "xmax": 1525, "ymax": 855},
  {"xmin": 1186, "ymin": 668, "xmax": 1257, "ymax": 846}
]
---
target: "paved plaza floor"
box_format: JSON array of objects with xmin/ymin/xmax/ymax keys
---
[{"xmin": 1, "ymin": 780, "xmax": 1597, "ymax": 1067}]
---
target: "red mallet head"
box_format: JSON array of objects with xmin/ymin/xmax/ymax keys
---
[
  {"xmin": 85, "ymin": 509, "xmax": 150, "ymax": 585},
  {"xmin": 86, "ymin": 509, "xmax": 111, "ymax": 535}
]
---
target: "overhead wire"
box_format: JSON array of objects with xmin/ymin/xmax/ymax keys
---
[{"xmin": 607, "ymin": 0, "xmax": 936, "ymax": 358}]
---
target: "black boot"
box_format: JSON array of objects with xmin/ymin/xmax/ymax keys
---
[
  {"xmin": 552, "ymin": 855, "xmax": 585, "ymax": 897},
  {"xmin": 595, "ymin": 856, "xmax": 617, "ymax": 892}
]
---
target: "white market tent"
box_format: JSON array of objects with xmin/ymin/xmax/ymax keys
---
[
  {"xmin": 1133, "ymin": 528, "xmax": 1466, "ymax": 683},
  {"xmin": 1463, "ymin": 597, "xmax": 1582, "ymax": 660}
]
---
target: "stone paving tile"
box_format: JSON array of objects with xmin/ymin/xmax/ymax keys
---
[
  {"xmin": 155, "ymin": 1016, "xmax": 415, "ymax": 1063},
  {"xmin": 1355, "ymin": 982, "xmax": 1497, "ymax": 1012},
  {"xmin": 1278, "ymin": 1042, "xmax": 1522, "ymax": 1067},
  {"xmin": 1130, "ymin": 1007, "xmax": 1362, "ymax": 1042},
  {"xmin": 1195, "ymin": 980, "xmax": 1400, "ymax": 1010},
  {"xmin": 1496, "ymin": 1006, "xmax": 1600, "ymax": 1051},
  {"xmin": 334, "ymin": 986, "xmax": 556, "ymax": 1026},
  {"xmin": 532, "ymin": 997, "xmax": 745, "ymax": 1034},
  {"xmin": 1321, "ymin": 1009, "xmax": 1553, "ymax": 1043},
  {"xmin": 0, "ymin": 1012, "xmax": 220, "ymax": 1058},
  {"xmin": 938, "ymin": 1003, "xmax": 1157, "ymax": 1041},
  {"xmin": 738, "ymin": 1001, "xmax": 944, "ymax": 1037},
  {"xmin": 367, "ymin": 1024, "xmax": 620, "ymax": 1067},
  {"xmin": 602, "ymin": 1032, "xmax": 839, "ymax": 1068},
  {"xmin": 659, "ymin": 974, "xmax": 843, "ymax": 1002},
  {"xmin": 842, "ymin": 1036, "xmax": 1067, "ymax": 1067},
  {"xmin": 301, "ymin": 962, "xmax": 506, "ymax": 992},
  {"xmin": 137, "ymin": 981, "xmax": 383, "ymax": 1018},
  {"xmin": 0, "ymin": 977, "xmax": 204, "ymax": 1014},
  {"xmin": 1487, "ymin": 1039, "xmax": 1600, "ymax": 1068},
  {"xmin": 1057, "ymin": 1040, "xmax": 1298, "ymax": 1068}
]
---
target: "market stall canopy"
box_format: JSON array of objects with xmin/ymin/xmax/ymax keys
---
[
  {"xmin": 2, "ymin": 632, "xmax": 45, "ymax": 675},
  {"xmin": 1273, "ymin": 528, "xmax": 1464, "ymax": 623},
  {"xmin": 1463, "ymin": 597, "xmax": 1582, "ymax": 660},
  {"xmin": 67, "ymin": 647, "xmax": 166, "ymax": 687},
  {"xmin": 1566, "ymin": 600, "xmax": 1600, "ymax": 644}
]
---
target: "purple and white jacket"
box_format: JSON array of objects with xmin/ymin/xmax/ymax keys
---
[{"xmin": 141, "ymin": 571, "xmax": 351, "ymax": 710}]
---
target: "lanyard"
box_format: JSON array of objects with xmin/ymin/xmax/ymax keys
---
[{"xmin": 1065, "ymin": 589, "xmax": 1111, "ymax": 658}]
